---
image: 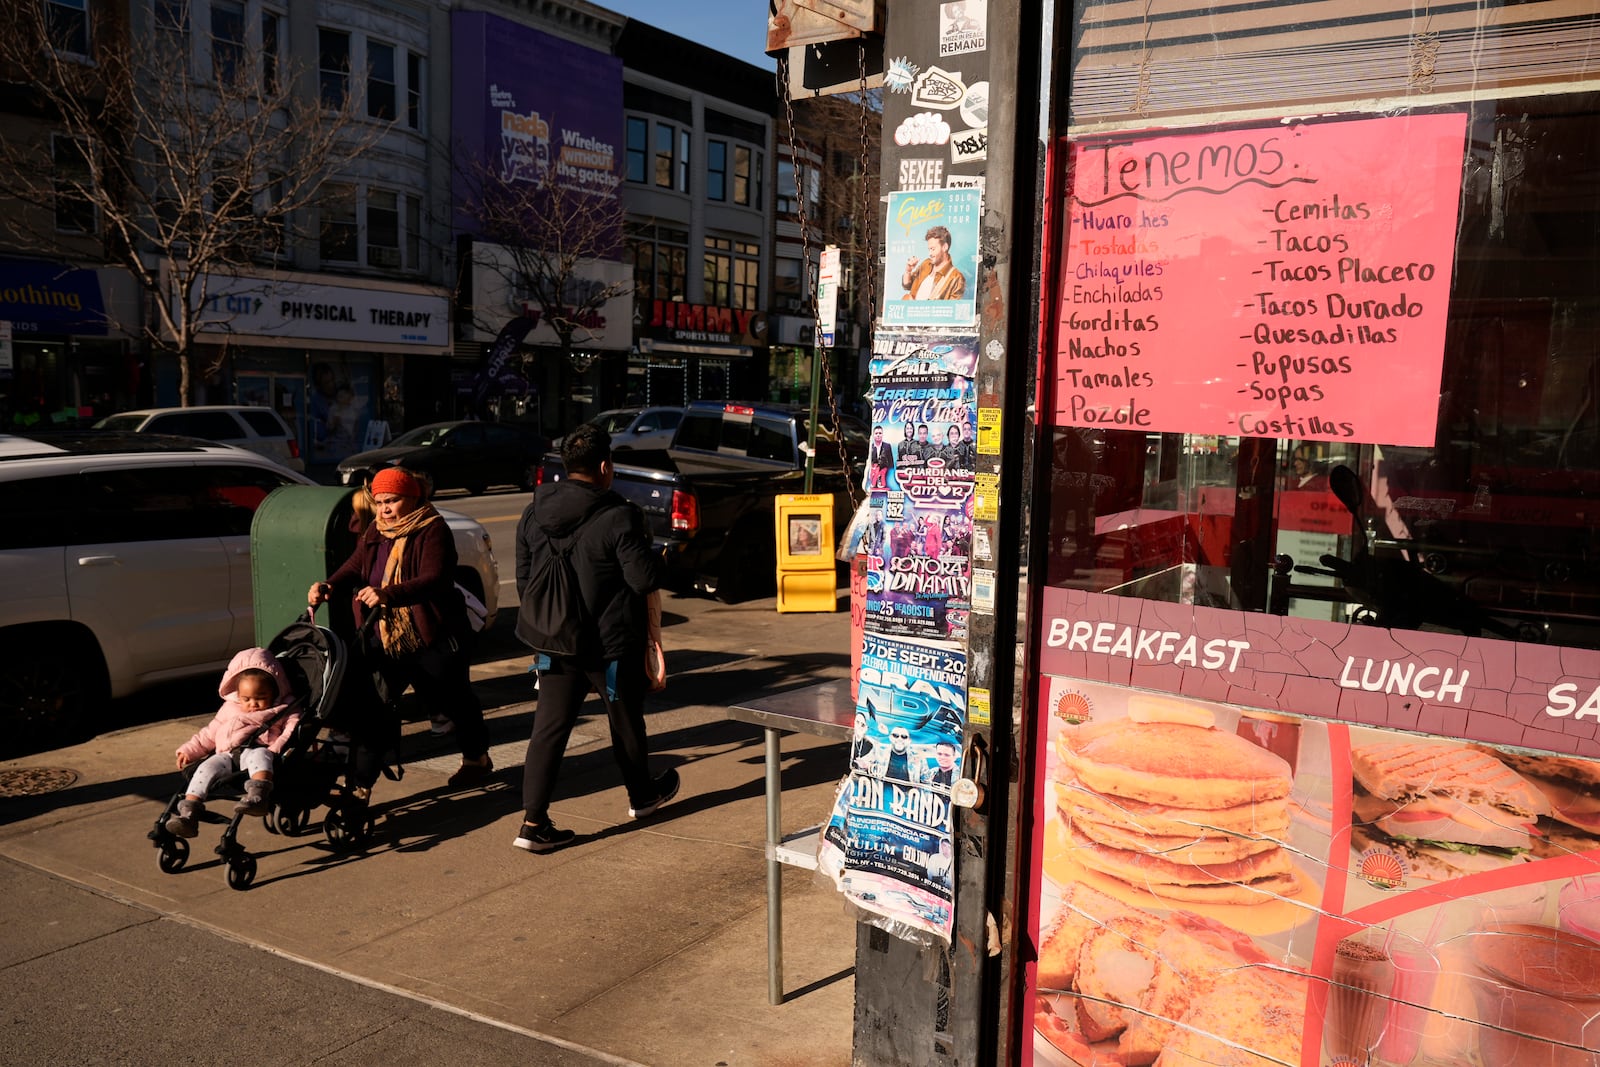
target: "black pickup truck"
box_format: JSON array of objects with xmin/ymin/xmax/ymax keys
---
[{"xmin": 540, "ymin": 401, "xmax": 867, "ymax": 600}]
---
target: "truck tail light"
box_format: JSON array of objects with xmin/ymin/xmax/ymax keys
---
[
  {"xmin": 670, "ymin": 489, "xmax": 699, "ymax": 534},
  {"xmin": 724, "ymin": 404, "xmax": 755, "ymax": 416},
  {"xmin": 288, "ymin": 438, "xmax": 301, "ymax": 460}
]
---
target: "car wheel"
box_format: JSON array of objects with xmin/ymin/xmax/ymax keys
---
[
  {"xmin": 0, "ymin": 629, "xmax": 107, "ymax": 756},
  {"xmin": 464, "ymin": 479, "xmax": 488, "ymax": 496}
]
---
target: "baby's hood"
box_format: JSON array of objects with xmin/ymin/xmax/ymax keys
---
[{"xmin": 217, "ymin": 647, "xmax": 293, "ymax": 704}]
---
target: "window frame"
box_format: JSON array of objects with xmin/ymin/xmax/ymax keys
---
[
  {"xmin": 260, "ymin": 9, "xmax": 282, "ymax": 94},
  {"xmin": 318, "ymin": 182, "xmax": 358, "ymax": 263},
  {"xmin": 318, "ymin": 27, "xmax": 350, "ymax": 109},
  {"xmin": 406, "ymin": 51, "xmax": 424, "ymax": 130},
  {"xmin": 45, "ymin": 0, "xmax": 90, "ymax": 57},
  {"xmin": 209, "ymin": 0, "xmax": 245, "ymax": 84},
  {"xmin": 366, "ymin": 187, "xmax": 401, "ymax": 269},
  {"xmin": 625, "ymin": 117, "xmax": 648, "ymax": 184},
  {"xmin": 654, "ymin": 122, "xmax": 676, "ymax": 189},
  {"xmin": 51, "ymin": 133, "xmax": 96, "ymax": 235},
  {"xmin": 707, "ymin": 139, "xmax": 728, "ymax": 201},
  {"xmin": 367, "ymin": 38, "xmax": 397, "ymax": 121}
]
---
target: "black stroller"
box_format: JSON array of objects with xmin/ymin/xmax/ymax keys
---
[{"xmin": 147, "ymin": 612, "xmax": 377, "ymax": 890}]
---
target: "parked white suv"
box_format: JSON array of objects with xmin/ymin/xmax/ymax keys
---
[
  {"xmin": 95, "ymin": 405, "xmax": 306, "ymax": 472},
  {"xmin": 0, "ymin": 432, "xmax": 498, "ymax": 754}
]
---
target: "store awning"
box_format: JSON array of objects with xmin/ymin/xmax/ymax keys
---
[{"xmin": 0, "ymin": 258, "xmax": 109, "ymax": 335}]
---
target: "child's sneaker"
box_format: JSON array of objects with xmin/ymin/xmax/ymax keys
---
[
  {"xmin": 233, "ymin": 780, "xmax": 273, "ymax": 817},
  {"xmin": 165, "ymin": 798, "xmax": 203, "ymax": 838},
  {"xmin": 513, "ymin": 820, "xmax": 576, "ymax": 853}
]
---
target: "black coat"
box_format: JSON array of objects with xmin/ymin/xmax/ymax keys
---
[{"xmin": 514, "ymin": 478, "xmax": 662, "ymax": 664}]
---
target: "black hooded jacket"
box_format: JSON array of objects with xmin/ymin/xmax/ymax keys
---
[{"xmin": 514, "ymin": 478, "xmax": 663, "ymax": 664}]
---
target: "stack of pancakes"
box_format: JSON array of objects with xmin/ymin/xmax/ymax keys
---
[{"xmin": 1057, "ymin": 718, "xmax": 1299, "ymax": 905}]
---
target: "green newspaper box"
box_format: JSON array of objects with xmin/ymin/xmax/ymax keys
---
[{"xmin": 249, "ymin": 485, "xmax": 359, "ymax": 646}]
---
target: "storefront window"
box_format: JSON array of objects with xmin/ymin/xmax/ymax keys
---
[{"xmin": 1040, "ymin": 95, "xmax": 1600, "ymax": 650}]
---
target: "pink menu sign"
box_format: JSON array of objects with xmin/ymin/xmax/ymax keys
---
[{"xmin": 1051, "ymin": 113, "xmax": 1468, "ymax": 445}]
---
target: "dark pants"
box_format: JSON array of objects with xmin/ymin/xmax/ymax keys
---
[
  {"xmin": 521, "ymin": 653, "xmax": 653, "ymax": 824},
  {"xmin": 371, "ymin": 639, "xmax": 490, "ymax": 763},
  {"xmin": 352, "ymin": 639, "xmax": 489, "ymax": 790}
]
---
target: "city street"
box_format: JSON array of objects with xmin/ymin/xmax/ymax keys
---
[{"xmin": 0, "ymin": 582, "xmax": 860, "ymax": 1066}]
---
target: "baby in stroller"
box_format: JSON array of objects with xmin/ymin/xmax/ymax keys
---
[{"xmin": 166, "ymin": 648, "xmax": 302, "ymax": 837}]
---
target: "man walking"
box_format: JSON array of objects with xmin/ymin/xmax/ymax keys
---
[{"xmin": 511, "ymin": 423, "xmax": 679, "ymax": 852}]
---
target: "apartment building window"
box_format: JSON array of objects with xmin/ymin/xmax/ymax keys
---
[
  {"xmin": 210, "ymin": 2, "xmax": 245, "ymax": 83},
  {"xmin": 153, "ymin": 0, "xmax": 188, "ymax": 36},
  {"xmin": 654, "ymin": 124, "xmax": 676, "ymax": 188},
  {"xmin": 367, "ymin": 189, "xmax": 400, "ymax": 268},
  {"xmin": 777, "ymin": 159, "xmax": 818, "ymax": 217},
  {"xmin": 704, "ymin": 237, "xmax": 760, "ymax": 310},
  {"xmin": 625, "ymin": 118, "xmax": 648, "ymax": 183},
  {"xmin": 774, "ymin": 256, "xmax": 804, "ymax": 310},
  {"xmin": 678, "ymin": 129, "xmax": 691, "ymax": 194},
  {"xmin": 260, "ymin": 10, "xmax": 281, "ymax": 93},
  {"xmin": 406, "ymin": 53, "xmax": 423, "ymax": 130},
  {"xmin": 46, "ymin": 0, "xmax": 89, "ymax": 56},
  {"xmin": 319, "ymin": 28, "xmax": 350, "ymax": 108},
  {"xmin": 406, "ymin": 194, "xmax": 422, "ymax": 269},
  {"xmin": 627, "ymin": 223, "xmax": 689, "ymax": 302},
  {"xmin": 319, "ymin": 183, "xmax": 357, "ymax": 262},
  {"xmin": 734, "ymin": 146, "xmax": 758, "ymax": 207},
  {"xmin": 707, "ymin": 141, "xmax": 728, "ymax": 201},
  {"xmin": 52, "ymin": 134, "xmax": 95, "ymax": 234},
  {"xmin": 260, "ymin": 173, "xmax": 285, "ymax": 259},
  {"xmin": 368, "ymin": 40, "xmax": 396, "ymax": 120}
]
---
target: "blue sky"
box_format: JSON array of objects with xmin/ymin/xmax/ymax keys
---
[{"xmin": 599, "ymin": 1, "xmax": 777, "ymax": 70}]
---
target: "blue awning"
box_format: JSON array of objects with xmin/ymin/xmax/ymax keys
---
[{"xmin": 0, "ymin": 258, "xmax": 109, "ymax": 335}]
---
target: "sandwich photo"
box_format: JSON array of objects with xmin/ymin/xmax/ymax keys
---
[
  {"xmin": 1349, "ymin": 740, "xmax": 1552, "ymax": 881},
  {"xmin": 1470, "ymin": 745, "xmax": 1600, "ymax": 856},
  {"xmin": 1056, "ymin": 713, "xmax": 1300, "ymax": 906}
]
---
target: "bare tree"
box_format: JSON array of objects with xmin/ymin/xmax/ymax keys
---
[
  {"xmin": 0, "ymin": 2, "xmax": 384, "ymax": 403},
  {"xmin": 455, "ymin": 152, "xmax": 630, "ymax": 369}
]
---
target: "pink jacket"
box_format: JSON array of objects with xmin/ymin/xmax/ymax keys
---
[{"xmin": 175, "ymin": 648, "xmax": 301, "ymax": 764}]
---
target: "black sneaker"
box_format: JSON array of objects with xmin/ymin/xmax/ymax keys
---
[
  {"xmin": 628, "ymin": 767, "xmax": 681, "ymax": 819},
  {"xmin": 513, "ymin": 821, "xmax": 576, "ymax": 853}
]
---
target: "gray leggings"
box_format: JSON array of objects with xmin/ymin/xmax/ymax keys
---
[{"xmin": 186, "ymin": 749, "xmax": 275, "ymax": 800}]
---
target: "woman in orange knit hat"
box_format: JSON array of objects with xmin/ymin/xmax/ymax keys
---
[{"xmin": 308, "ymin": 467, "xmax": 494, "ymax": 800}]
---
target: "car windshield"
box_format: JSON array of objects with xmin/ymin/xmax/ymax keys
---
[
  {"xmin": 390, "ymin": 425, "xmax": 448, "ymax": 447},
  {"xmin": 95, "ymin": 414, "xmax": 146, "ymax": 431}
]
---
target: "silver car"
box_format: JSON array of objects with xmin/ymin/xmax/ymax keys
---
[{"xmin": 0, "ymin": 432, "xmax": 498, "ymax": 755}]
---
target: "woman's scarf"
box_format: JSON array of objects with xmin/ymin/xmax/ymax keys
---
[{"xmin": 375, "ymin": 504, "xmax": 439, "ymax": 657}]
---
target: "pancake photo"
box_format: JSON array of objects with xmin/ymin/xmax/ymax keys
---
[{"xmin": 1052, "ymin": 701, "xmax": 1304, "ymax": 908}]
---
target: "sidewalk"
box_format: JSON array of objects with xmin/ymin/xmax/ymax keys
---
[{"xmin": 0, "ymin": 594, "xmax": 858, "ymax": 1066}]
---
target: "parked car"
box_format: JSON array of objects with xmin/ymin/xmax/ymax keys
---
[
  {"xmin": 94, "ymin": 405, "xmax": 305, "ymax": 472},
  {"xmin": 337, "ymin": 420, "xmax": 547, "ymax": 495},
  {"xmin": 540, "ymin": 401, "xmax": 867, "ymax": 600},
  {"xmin": 0, "ymin": 432, "xmax": 499, "ymax": 754},
  {"xmin": 588, "ymin": 406, "xmax": 686, "ymax": 454}
]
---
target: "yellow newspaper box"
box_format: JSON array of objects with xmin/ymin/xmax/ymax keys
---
[{"xmin": 774, "ymin": 493, "xmax": 837, "ymax": 613}]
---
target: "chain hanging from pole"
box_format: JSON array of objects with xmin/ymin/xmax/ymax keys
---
[{"xmin": 777, "ymin": 43, "xmax": 878, "ymax": 513}]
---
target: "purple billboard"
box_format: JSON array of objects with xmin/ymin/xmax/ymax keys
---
[{"xmin": 450, "ymin": 11, "xmax": 623, "ymax": 225}]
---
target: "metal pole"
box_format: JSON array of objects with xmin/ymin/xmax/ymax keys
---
[
  {"xmin": 804, "ymin": 346, "xmax": 822, "ymax": 493},
  {"xmin": 765, "ymin": 726, "xmax": 785, "ymax": 1005}
]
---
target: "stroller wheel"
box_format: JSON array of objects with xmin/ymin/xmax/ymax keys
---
[
  {"xmin": 157, "ymin": 837, "xmax": 189, "ymax": 874},
  {"xmin": 226, "ymin": 854, "xmax": 258, "ymax": 891},
  {"xmin": 263, "ymin": 807, "xmax": 279, "ymax": 835},
  {"xmin": 279, "ymin": 807, "xmax": 308, "ymax": 837},
  {"xmin": 323, "ymin": 804, "xmax": 370, "ymax": 853}
]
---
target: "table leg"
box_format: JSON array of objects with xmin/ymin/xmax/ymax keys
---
[{"xmin": 765, "ymin": 725, "xmax": 784, "ymax": 1006}]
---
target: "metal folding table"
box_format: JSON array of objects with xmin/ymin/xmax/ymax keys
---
[{"xmin": 727, "ymin": 679, "xmax": 854, "ymax": 1005}]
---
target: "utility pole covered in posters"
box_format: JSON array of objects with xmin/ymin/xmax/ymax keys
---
[{"xmin": 844, "ymin": 1, "xmax": 1046, "ymax": 1064}]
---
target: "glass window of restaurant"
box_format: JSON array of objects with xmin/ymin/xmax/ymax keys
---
[
  {"xmin": 1026, "ymin": 5, "xmax": 1600, "ymax": 1067},
  {"xmin": 1042, "ymin": 3, "xmax": 1600, "ymax": 651}
]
